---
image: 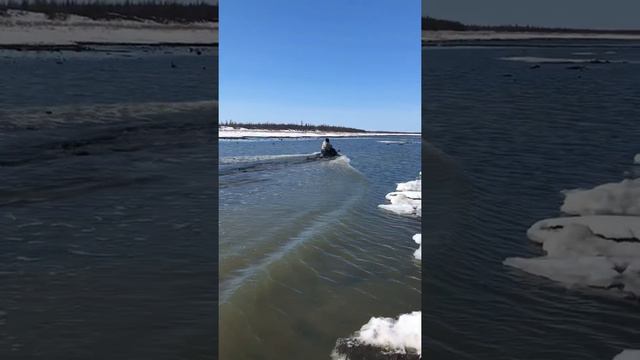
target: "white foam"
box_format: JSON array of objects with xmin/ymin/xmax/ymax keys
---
[
  {"xmin": 353, "ymin": 311, "xmax": 421, "ymax": 355},
  {"xmin": 219, "ymin": 153, "xmax": 318, "ymax": 164},
  {"xmin": 413, "ymin": 234, "xmax": 421, "ymax": 260},
  {"xmin": 614, "ymin": 350, "xmax": 640, "ymax": 360},
  {"xmin": 561, "ymin": 179, "xmax": 640, "ymax": 216},
  {"xmin": 634, "ymin": 154, "xmax": 640, "ymax": 165}
]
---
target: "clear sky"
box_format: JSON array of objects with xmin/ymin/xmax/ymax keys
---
[
  {"xmin": 220, "ymin": 0, "xmax": 420, "ymax": 132},
  {"xmin": 424, "ymin": 0, "xmax": 640, "ymax": 30}
]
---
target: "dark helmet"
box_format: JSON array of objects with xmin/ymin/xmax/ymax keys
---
[{"xmin": 325, "ymin": 138, "xmax": 330, "ymax": 142}]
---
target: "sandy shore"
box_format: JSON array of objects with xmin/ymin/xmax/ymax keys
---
[{"xmin": 0, "ymin": 10, "xmax": 217, "ymax": 46}]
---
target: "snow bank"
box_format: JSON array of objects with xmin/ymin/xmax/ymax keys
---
[
  {"xmin": 561, "ymin": 179, "xmax": 640, "ymax": 216},
  {"xmin": 505, "ymin": 156, "xmax": 640, "ymax": 297},
  {"xmin": 331, "ymin": 312, "xmax": 421, "ymax": 359},
  {"xmin": 423, "ymin": 30, "xmax": 640, "ymax": 42},
  {"xmin": 0, "ymin": 10, "xmax": 217, "ymax": 45},
  {"xmin": 218, "ymin": 127, "xmax": 419, "ymax": 139},
  {"xmin": 614, "ymin": 350, "xmax": 640, "ymax": 360}
]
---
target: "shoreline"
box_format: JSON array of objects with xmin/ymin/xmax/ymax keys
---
[
  {"xmin": 423, "ymin": 30, "xmax": 640, "ymax": 46},
  {"xmin": 0, "ymin": 9, "xmax": 217, "ymax": 47},
  {"xmin": 219, "ymin": 128, "xmax": 421, "ymax": 139},
  {"xmin": 0, "ymin": 42, "xmax": 217, "ymax": 51}
]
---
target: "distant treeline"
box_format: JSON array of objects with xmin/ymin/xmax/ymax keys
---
[
  {"xmin": 221, "ymin": 121, "xmax": 365, "ymax": 133},
  {"xmin": 0, "ymin": 0, "xmax": 217, "ymax": 23},
  {"xmin": 423, "ymin": 16, "xmax": 640, "ymax": 34}
]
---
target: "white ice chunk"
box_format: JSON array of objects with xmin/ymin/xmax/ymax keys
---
[
  {"xmin": 386, "ymin": 191, "xmax": 422, "ymax": 200},
  {"xmin": 378, "ymin": 204, "xmax": 416, "ymax": 216},
  {"xmin": 379, "ymin": 178, "xmax": 421, "ymax": 218},
  {"xmin": 413, "ymin": 234, "xmax": 422, "ymax": 260},
  {"xmin": 561, "ymin": 178, "xmax": 640, "ymax": 216},
  {"xmin": 355, "ymin": 311, "xmax": 421, "ymax": 355},
  {"xmin": 614, "ymin": 350, "xmax": 640, "ymax": 360},
  {"xmin": 527, "ymin": 216, "xmax": 640, "ymax": 245},
  {"xmin": 507, "ymin": 216, "xmax": 640, "ymax": 295},
  {"xmin": 504, "ymin": 256, "xmax": 621, "ymax": 288},
  {"xmin": 397, "ymin": 180, "xmax": 421, "ymax": 192}
]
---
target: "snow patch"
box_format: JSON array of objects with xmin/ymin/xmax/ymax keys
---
[{"xmin": 218, "ymin": 127, "xmax": 420, "ymax": 139}]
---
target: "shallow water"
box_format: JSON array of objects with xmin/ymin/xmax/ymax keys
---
[
  {"xmin": 219, "ymin": 138, "xmax": 421, "ymax": 359},
  {"xmin": 423, "ymin": 41, "xmax": 640, "ymax": 359},
  {"xmin": 0, "ymin": 46, "xmax": 218, "ymax": 359}
]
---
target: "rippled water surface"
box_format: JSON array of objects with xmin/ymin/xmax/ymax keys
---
[
  {"xmin": 0, "ymin": 46, "xmax": 218, "ymax": 359},
  {"xmin": 219, "ymin": 138, "xmax": 421, "ymax": 359},
  {"xmin": 423, "ymin": 42, "xmax": 640, "ymax": 359}
]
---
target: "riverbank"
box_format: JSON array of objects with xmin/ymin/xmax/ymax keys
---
[
  {"xmin": 0, "ymin": 9, "xmax": 217, "ymax": 46},
  {"xmin": 219, "ymin": 126, "xmax": 420, "ymax": 139}
]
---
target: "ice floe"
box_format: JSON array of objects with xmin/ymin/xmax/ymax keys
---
[
  {"xmin": 413, "ymin": 234, "xmax": 421, "ymax": 260},
  {"xmin": 561, "ymin": 179, "xmax": 640, "ymax": 216},
  {"xmin": 614, "ymin": 350, "xmax": 640, "ymax": 360},
  {"xmin": 379, "ymin": 174, "xmax": 422, "ymax": 259},
  {"xmin": 331, "ymin": 311, "xmax": 421, "ymax": 360},
  {"xmin": 379, "ymin": 178, "xmax": 422, "ymax": 218},
  {"xmin": 505, "ymin": 157, "xmax": 640, "ymax": 297}
]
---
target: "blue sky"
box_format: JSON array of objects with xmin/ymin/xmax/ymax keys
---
[
  {"xmin": 220, "ymin": 0, "xmax": 420, "ymax": 132},
  {"xmin": 425, "ymin": 0, "xmax": 640, "ymax": 29}
]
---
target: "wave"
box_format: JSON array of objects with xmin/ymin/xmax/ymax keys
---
[
  {"xmin": 0, "ymin": 100, "xmax": 217, "ymax": 130},
  {"xmin": 219, "ymin": 154, "xmax": 366, "ymax": 304},
  {"xmin": 219, "ymin": 153, "xmax": 358, "ymax": 178},
  {"xmin": 500, "ymin": 56, "xmax": 638, "ymax": 64}
]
